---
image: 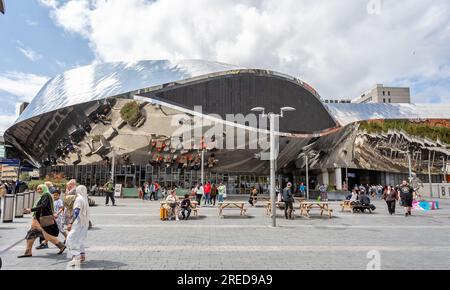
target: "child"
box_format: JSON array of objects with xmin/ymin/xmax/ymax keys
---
[{"xmin": 53, "ymin": 190, "xmax": 68, "ymax": 242}]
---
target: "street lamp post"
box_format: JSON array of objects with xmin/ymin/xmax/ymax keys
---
[
  {"xmin": 305, "ymin": 154, "xmax": 309, "ymax": 200},
  {"xmin": 441, "ymin": 156, "xmax": 448, "ymax": 183},
  {"xmin": 251, "ymin": 106, "xmax": 296, "ymax": 228}
]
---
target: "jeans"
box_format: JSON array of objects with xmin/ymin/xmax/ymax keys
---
[
  {"xmin": 386, "ymin": 200, "xmax": 396, "ymax": 214},
  {"xmin": 204, "ymin": 194, "xmax": 211, "ymax": 205},
  {"xmin": 181, "ymin": 207, "xmax": 191, "ymax": 219},
  {"xmin": 150, "ymin": 192, "xmax": 158, "ymax": 201},
  {"xmin": 105, "ymin": 192, "xmax": 115, "ymax": 205},
  {"xmin": 218, "ymin": 195, "xmax": 224, "ymax": 203},
  {"xmin": 284, "ymin": 201, "xmax": 294, "ymax": 219},
  {"xmin": 211, "ymin": 195, "xmax": 217, "ymax": 206}
]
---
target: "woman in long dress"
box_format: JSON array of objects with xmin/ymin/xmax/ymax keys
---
[
  {"xmin": 66, "ymin": 185, "xmax": 91, "ymax": 266},
  {"xmin": 18, "ymin": 184, "xmax": 66, "ymax": 258}
]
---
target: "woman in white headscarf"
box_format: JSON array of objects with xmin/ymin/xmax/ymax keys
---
[{"xmin": 66, "ymin": 185, "xmax": 90, "ymax": 266}]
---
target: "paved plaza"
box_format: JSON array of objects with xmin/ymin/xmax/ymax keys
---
[{"xmin": 1, "ymin": 197, "xmax": 449, "ymax": 270}]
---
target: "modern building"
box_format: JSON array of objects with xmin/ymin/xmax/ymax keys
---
[
  {"xmin": 4, "ymin": 60, "xmax": 450, "ymax": 195},
  {"xmin": 353, "ymin": 84, "xmax": 411, "ymax": 104}
]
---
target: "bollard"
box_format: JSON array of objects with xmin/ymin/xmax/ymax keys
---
[
  {"xmin": 2, "ymin": 194, "xmax": 15, "ymax": 223},
  {"xmin": 14, "ymin": 192, "xmax": 25, "ymax": 218},
  {"xmin": 23, "ymin": 191, "xmax": 30, "ymax": 212}
]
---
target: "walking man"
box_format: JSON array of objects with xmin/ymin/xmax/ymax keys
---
[
  {"xmin": 282, "ymin": 182, "xmax": 295, "ymax": 219},
  {"xmin": 104, "ymin": 179, "xmax": 116, "ymax": 206}
]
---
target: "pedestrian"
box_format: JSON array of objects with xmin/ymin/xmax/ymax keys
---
[
  {"xmin": 319, "ymin": 184, "xmax": 328, "ymax": 201},
  {"xmin": 204, "ymin": 182, "xmax": 211, "ymax": 206},
  {"xmin": 18, "ymin": 184, "xmax": 66, "ymax": 258},
  {"xmin": 211, "ymin": 183, "xmax": 217, "ymax": 206},
  {"xmin": 299, "ymin": 182, "xmax": 306, "ymax": 197},
  {"xmin": 35, "ymin": 189, "xmax": 68, "ymax": 249},
  {"xmin": 66, "ymin": 185, "xmax": 91, "ymax": 266},
  {"xmin": 103, "ymin": 179, "xmax": 116, "ymax": 206},
  {"xmin": 217, "ymin": 182, "xmax": 226, "ymax": 203},
  {"xmin": 382, "ymin": 185, "xmax": 398, "ymax": 215},
  {"xmin": 282, "ymin": 182, "xmax": 295, "ymax": 219},
  {"xmin": 196, "ymin": 184, "xmax": 203, "ymax": 206},
  {"xmin": 399, "ymin": 180, "xmax": 414, "ymax": 217},
  {"xmin": 248, "ymin": 186, "xmax": 258, "ymax": 206}
]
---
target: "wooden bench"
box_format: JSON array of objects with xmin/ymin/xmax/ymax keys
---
[
  {"xmin": 218, "ymin": 202, "xmax": 247, "ymax": 217},
  {"xmin": 265, "ymin": 201, "xmax": 301, "ymax": 216},
  {"xmin": 299, "ymin": 202, "xmax": 334, "ymax": 219}
]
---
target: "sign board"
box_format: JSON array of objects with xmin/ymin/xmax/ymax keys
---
[
  {"xmin": 0, "ymin": 158, "xmax": 20, "ymax": 165},
  {"xmin": 114, "ymin": 184, "xmax": 122, "ymax": 197}
]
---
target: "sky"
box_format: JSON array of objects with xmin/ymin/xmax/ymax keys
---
[{"xmin": 1, "ymin": 0, "xmax": 450, "ymax": 133}]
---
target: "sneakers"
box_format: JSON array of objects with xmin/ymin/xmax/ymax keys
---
[
  {"xmin": 176, "ymin": 217, "xmax": 180, "ymax": 221},
  {"xmin": 35, "ymin": 243, "xmax": 48, "ymax": 250}
]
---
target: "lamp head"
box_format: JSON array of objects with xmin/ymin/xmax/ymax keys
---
[
  {"xmin": 251, "ymin": 107, "xmax": 265, "ymax": 114},
  {"xmin": 280, "ymin": 107, "xmax": 296, "ymax": 117}
]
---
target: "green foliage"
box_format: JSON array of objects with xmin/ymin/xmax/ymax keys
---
[
  {"xmin": 28, "ymin": 180, "xmax": 68, "ymax": 191},
  {"xmin": 19, "ymin": 173, "xmax": 31, "ymax": 182},
  {"xmin": 359, "ymin": 120, "xmax": 450, "ymax": 144},
  {"xmin": 120, "ymin": 101, "xmax": 141, "ymax": 125}
]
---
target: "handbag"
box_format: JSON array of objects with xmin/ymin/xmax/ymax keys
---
[{"xmin": 39, "ymin": 215, "xmax": 55, "ymax": 227}]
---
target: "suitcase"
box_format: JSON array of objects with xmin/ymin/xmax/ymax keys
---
[{"xmin": 160, "ymin": 207, "xmax": 168, "ymax": 220}]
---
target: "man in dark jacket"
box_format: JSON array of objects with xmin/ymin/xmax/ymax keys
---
[{"xmin": 282, "ymin": 182, "xmax": 295, "ymax": 219}]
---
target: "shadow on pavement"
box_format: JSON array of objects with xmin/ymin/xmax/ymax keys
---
[{"xmin": 78, "ymin": 259, "xmax": 128, "ymax": 270}]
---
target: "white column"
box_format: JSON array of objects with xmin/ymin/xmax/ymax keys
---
[
  {"xmin": 335, "ymin": 168, "xmax": 343, "ymax": 190},
  {"xmin": 322, "ymin": 169, "xmax": 329, "ymax": 186}
]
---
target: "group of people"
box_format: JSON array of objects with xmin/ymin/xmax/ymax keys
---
[
  {"xmin": 191, "ymin": 181, "xmax": 227, "ymax": 206},
  {"xmin": 18, "ymin": 179, "xmax": 91, "ymax": 267},
  {"xmin": 139, "ymin": 180, "xmax": 161, "ymax": 201},
  {"xmin": 347, "ymin": 180, "xmax": 415, "ymax": 216}
]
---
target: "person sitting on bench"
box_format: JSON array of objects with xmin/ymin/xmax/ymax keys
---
[
  {"xmin": 349, "ymin": 189, "xmax": 359, "ymax": 204},
  {"xmin": 165, "ymin": 190, "xmax": 180, "ymax": 221},
  {"xmin": 180, "ymin": 194, "xmax": 192, "ymax": 220}
]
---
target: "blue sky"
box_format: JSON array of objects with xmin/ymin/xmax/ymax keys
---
[
  {"xmin": 0, "ymin": 0, "xmax": 94, "ymax": 131},
  {"xmin": 1, "ymin": 0, "xmax": 450, "ymax": 132}
]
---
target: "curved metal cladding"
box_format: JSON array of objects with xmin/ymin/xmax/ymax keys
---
[
  {"xmin": 5, "ymin": 59, "xmax": 339, "ymax": 167},
  {"xmin": 14, "ymin": 60, "xmax": 244, "ymax": 124},
  {"xmin": 326, "ymin": 103, "xmax": 450, "ymax": 126},
  {"xmin": 138, "ymin": 70, "xmax": 338, "ymax": 134}
]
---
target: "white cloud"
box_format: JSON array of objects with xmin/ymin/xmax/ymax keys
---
[
  {"xmin": 0, "ymin": 114, "xmax": 20, "ymax": 133},
  {"xmin": 0, "ymin": 71, "xmax": 49, "ymax": 100},
  {"xmin": 17, "ymin": 46, "xmax": 43, "ymax": 62},
  {"xmin": 36, "ymin": 0, "xmax": 59, "ymax": 9},
  {"xmin": 26, "ymin": 19, "xmax": 40, "ymax": 26},
  {"xmin": 0, "ymin": 72, "xmax": 49, "ymax": 131},
  {"xmin": 41, "ymin": 0, "xmax": 450, "ymax": 102}
]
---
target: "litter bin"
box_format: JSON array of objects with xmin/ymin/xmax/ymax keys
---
[
  {"xmin": 23, "ymin": 191, "xmax": 30, "ymax": 211},
  {"xmin": 2, "ymin": 194, "xmax": 15, "ymax": 223},
  {"xmin": 14, "ymin": 192, "xmax": 25, "ymax": 218},
  {"xmin": 30, "ymin": 191, "xmax": 36, "ymax": 207}
]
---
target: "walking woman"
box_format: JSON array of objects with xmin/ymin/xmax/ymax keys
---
[
  {"xmin": 18, "ymin": 184, "xmax": 66, "ymax": 258},
  {"xmin": 399, "ymin": 180, "xmax": 414, "ymax": 217},
  {"xmin": 382, "ymin": 185, "xmax": 398, "ymax": 215},
  {"xmin": 66, "ymin": 185, "xmax": 91, "ymax": 266},
  {"xmin": 210, "ymin": 183, "xmax": 218, "ymax": 206},
  {"xmin": 196, "ymin": 184, "xmax": 204, "ymax": 206}
]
